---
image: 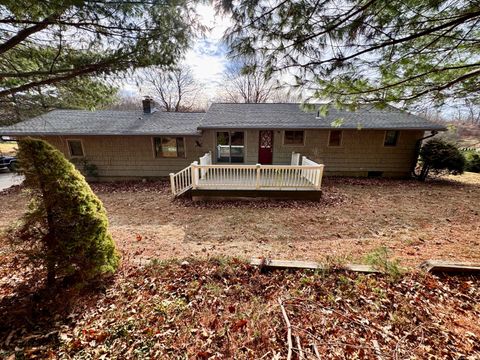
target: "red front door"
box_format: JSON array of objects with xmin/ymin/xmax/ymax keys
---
[{"xmin": 258, "ymin": 130, "xmax": 273, "ymax": 164}]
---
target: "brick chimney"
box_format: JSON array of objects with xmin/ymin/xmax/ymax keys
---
[{"xmin": 142, "ymin": 96, "xmax": 154, "ymax": 114}]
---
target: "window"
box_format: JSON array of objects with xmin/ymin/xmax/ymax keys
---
[
  {"xmin": 384, "ymin": 130, "xmax": 399, "ymax": 146},
  {"xmin": 154, "ymin": 137, "xmax": 185, "ymax": 158},
  {"xmin": 216, "ymin": 131, "xmax": 244, "ymax": 163},
  {"xmin": 328, "ymin": 130, "xmax": 342, "ymax": 146},
  {"xmin": 284, "ymin": 131, "xmax": 304, "ymax": 145},
  {"xmin": 67, "ymin": 140, "xmax": 84, "ymax": 157}
]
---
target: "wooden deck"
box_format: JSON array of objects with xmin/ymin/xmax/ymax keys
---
[
  {"xmin": 170, "ymin": 152, "xmax": 325, "ymax": 197},
  {"xmin": 196, "ymin": 169, "xmax": 317, "ymax": 191}
]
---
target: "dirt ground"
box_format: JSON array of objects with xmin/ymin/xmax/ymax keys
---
[{"xmin": 1, "ymin": 174, "xmax": 479, "ymax": 268}]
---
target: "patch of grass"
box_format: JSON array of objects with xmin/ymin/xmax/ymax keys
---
[
  {"xmin": 321, "ymin": 254, "xmax": 351, "ymax": 270},
  {"xmin": 109, "ymin": 319, "xmax": 137, "ymax": 340},
  {"xmin": 299, "ymin": 275, "xmax": 315, "ymax": 286},
  {"xmin": 154, "ymin": 298, "xmax": 188, "ymax": 316},
  {"xmin": 363, "ymin": 246, "xmax": 403, "ymax": 280},
  {"xmin": 147, "ymin": 258, "xmax": 175, "ymax": 267},
  {"xmin": 337, "ymin": 273, "xmax": 351, "ymax": 286},
  {"xmin": 204, "ymin": 282, "xmax": 223, "ymax": 296}
]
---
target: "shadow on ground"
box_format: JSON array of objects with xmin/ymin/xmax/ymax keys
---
[{"xmin": 0, "ymin": 271, "xmax": 113, "ymax": 355}]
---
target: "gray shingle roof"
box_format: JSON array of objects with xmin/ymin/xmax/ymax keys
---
[
  {"xmin": 0, "ymin": 103, "xmax": 446, "ymax": 137},
  {"xmin": 0, "ymin": 110, "xmax": 204, "ymax": 136},
  {"xmin": 198, "ymin": 103, "xmax": 446, "ymax": 131}
]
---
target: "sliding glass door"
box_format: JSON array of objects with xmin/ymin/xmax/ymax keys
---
[{"xmin": 216, "ymin": 131, "xmax": 245, "ymax": 163}]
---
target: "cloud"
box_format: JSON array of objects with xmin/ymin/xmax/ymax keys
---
[
  {"xmin": 183, "ymin": 4, "xmax": 232, "ymax": 101},
  {"xmin": 185, "ymin": 39, "xmax": 229, "ymax": 99},
  {"xmin": 119, "ymin": 4, "xmax": 231, "ymax": 105}
]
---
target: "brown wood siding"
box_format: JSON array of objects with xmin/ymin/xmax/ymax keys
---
[
  {"xmin": 37, "ymin": 135, "xmax": 205, "ymax": 178},
  {"xmin": 204, "ymin": 129, "xmax": 424, "ymax": 177},
  {"xmin": 30, "ymin": 128, "xmax": 424, "ymax": 179}
]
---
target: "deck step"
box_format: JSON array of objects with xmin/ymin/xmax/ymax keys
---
[{"xmin": 174, "ymin": 185, "xmax": 192, "ymax": 197}]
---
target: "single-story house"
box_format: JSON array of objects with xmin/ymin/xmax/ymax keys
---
[{"xmin": 0, "ymin": 100, "xmax": 445, "ymax": 183}]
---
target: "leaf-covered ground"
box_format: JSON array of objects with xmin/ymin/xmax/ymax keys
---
[
  {"xmin": 0, "ymin": 258, "xmax": 479, "ymax": 359},
  {"xmin": 1, "ymin": 175, "xmax": 479, "ymax": 358},
  {"xmin": 1, "ymin": 175, "xmax": 479, "ymax": 268}
]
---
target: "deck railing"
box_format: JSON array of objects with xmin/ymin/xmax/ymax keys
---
[
  {"xmin": 169, "ymin": 165, "xmax": 193, "ymax": 196},
  {"xmin": 170, "ymin": 152, "xmax": 324, "ymax": 196},
  {"xmin": 291, "ymin": 152, "xmax": 301, "ymax": 165},
  {"xmin": 301, "ymin": 156, "xmax": 323, "ymax": 187},
  {"xmin": 199, "ymin": 151, "xmax": 212, "ymax": 179},
  {"xmin": 193, "ymin": 164, "xmax": 324, "ymax": 190}
]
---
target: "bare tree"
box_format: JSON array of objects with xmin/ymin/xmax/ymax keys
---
[
  {"xmin": 269, "ymin": 87, "xmax": 301, "ymax": 103},
  {"xmin": 139, "ymin": 66, "xmax": 200, "ymax": 112},
  {"xmin": 108, "ymin": 96, "xmax": 142, "ymax": 111},
  {"xmin": 222, "ymin": 59, "xmax": 275, "ymax": 103},
  {"xmin": 463, "ymin": 99, "xmax": 480, "ymax": 127}
]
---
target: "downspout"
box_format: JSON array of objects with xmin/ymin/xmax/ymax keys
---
[{"xmin": 412, "ymin": 130, "xmax": 438, "ymax": 177}]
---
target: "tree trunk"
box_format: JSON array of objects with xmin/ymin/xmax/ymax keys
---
[
  {"xmin": 46, "ymin": 253, "xmax": 56, "ymax": 286},
  {"xmin": 32, "ymin": 154, "xmax": 57, "ymax": 286},
  {"xmin": 419, "ymin": 163, "xmax": 430, "ymax": 181},
  {"xmin": 44, "ymin": 197, "xmax": 56, "ymax": 286}
]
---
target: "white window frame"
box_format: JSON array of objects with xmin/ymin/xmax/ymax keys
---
[{"xmin": 214, "ymin": 130, "xmax": 246, "ymax": 164}]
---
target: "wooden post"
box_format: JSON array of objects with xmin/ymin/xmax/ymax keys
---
[
  {"xmin": 256, "ymin": 163, "xmax": 261, "ymax": 190},
  {"xmin": 314, "ymin": 167, "xmax": 321, "ymax": 190},
  {"xmin": 317, "ymin": 164, "xmax": 324, "ymax": 190},
  {"xmin": 291, "ymin": 152, "xmax": 300, "ymax": 165},
  {"xmin": 301, "ymin": 156, "xmax": 307, "ymax": 179},
  {"xmin": 191, "ymin": 161, "xmax": 198, "ymax": 189},
  {"xmin": 169, "ymin": 173, "xmax": 176, "ymax": 195}
]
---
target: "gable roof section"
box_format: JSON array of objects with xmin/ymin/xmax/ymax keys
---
[
  {"xmin": 198, "ymin": 103, "xmax": 446, "ymax": 131},
  {"xmin": 0, "ymin": 110, "xmax": 204, "ymax": 136}
]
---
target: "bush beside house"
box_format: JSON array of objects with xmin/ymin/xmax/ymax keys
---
[
  {"xmin": 418, "ymin": 139, "xmax": 465, "ymax": 181},
  {"xmin": 8, "ymin": 138, "xmax": 120, "ymax": 286},
  {"xmin": 464, "ymin": 150, "xmax": 480, "ymax": 173}
]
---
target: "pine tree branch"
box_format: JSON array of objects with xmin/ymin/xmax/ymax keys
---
[
  {"xmin": 332, "ymin": 63, "xmax": 480, "ymax": 96},
  {"xmin": 0, "ymin": 56, "xmax": 130, "ymax": 97},
  {"xmin": 0, "ymin": 13, "xmax": 61, "ymax": 55},
  {"xmin": 280, "ymin": 9, "xmax": 480, "ymax": 70}
]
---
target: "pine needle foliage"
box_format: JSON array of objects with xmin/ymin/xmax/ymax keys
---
[
  {"xmin": 418, "ymin": 139, "xmax": 465, "ymax": 180},
  {"xmin": 10, "ymin": 138, "xmax": 120, "ymax": 285}
]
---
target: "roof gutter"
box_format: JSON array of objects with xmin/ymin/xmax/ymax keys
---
[
  {"xmin": 0, "ymin": 132, "xmax": 202, "ymax": 137},
  {"xmin": 197, "ymin": 126, "xmax": 447, "ymax": 131}
]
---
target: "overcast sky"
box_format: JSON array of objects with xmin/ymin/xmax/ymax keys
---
[{"xmin": 121, "ymin": 4, "xmax": 231, "ymax": 103}]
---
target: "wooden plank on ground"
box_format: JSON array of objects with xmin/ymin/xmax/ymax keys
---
[
  {"xmin": 420, "ymin": 260, "xmax": 480, "ymax": 274},
  {"xmin": 345, "ymin": 264, "xmax": 380, "ymax": 273},
  {"xmin": 250, "ymin": 258, "xmax": 379, "ymax": 273}
]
